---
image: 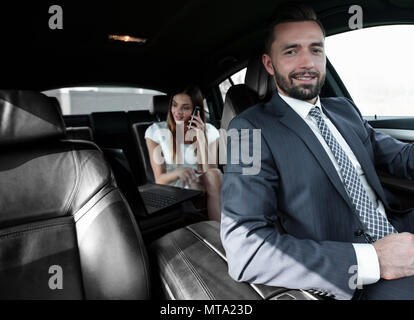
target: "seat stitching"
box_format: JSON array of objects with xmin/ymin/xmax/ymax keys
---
[
  {"xmin": 62, "ymin": 143, "xmax": 81, "ymax": 216},
  {"xmin": 170, "ymin": 237, "xmax": 213, "ymax": 299},
  {"xmin": 0, "ymin": 221, "xmax": 72, "ymax": 240},
  {"xmin": 186, "ymin": 223, "xmax": 266, "ymax": 299},
  {"xmin": 120, "ymin": 191, "xmax": 152, "ymax": 298},
  {"xmin": 73, "ymin": 185, "xmax": 115, "ymax": 222},
  {"xmin": 155, "ymin": 248, "xmax": 185, "ymax": 299},
  {"xmin": 185, "ymin": 224, "xmax": 227, "ymax": 262},
  {"xmin": 159, "ymin": 272, "xmax": 176, "ymax": 300},
  {"xmin": 170, "ymin": 234, "xmax": 215, "ymax": 300}
]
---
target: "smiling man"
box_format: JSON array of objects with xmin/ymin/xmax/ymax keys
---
[
  {"xmin": 263, "ymin": 19, "xmax": 326, "ymax": 104},
  {"xmin": 221, "ymin": 3, "xmax": 414, "ymax": 300}
]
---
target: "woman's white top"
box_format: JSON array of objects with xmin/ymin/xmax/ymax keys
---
[{"xmin": 145, "ymin": 121, "xmax": 220, "ymax": 187}]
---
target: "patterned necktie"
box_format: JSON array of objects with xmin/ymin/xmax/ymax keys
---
[{"xmin": 308, "ymin": 106, "xmax": 397, "ymax": 241}]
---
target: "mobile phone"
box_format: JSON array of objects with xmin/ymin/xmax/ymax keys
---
[{"xmin": 187, "ymin": 105, "xmax": 201, "ymax": 130}]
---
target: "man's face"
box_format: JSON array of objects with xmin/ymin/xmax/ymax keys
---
[{"xmin": 262, "ymin": 21, "xmax": 326, "ymax": 103}]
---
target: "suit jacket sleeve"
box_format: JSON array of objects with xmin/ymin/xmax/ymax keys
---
[{"xmin": 221, "ymin": 116, "xmax": 358, "ymax": 300}]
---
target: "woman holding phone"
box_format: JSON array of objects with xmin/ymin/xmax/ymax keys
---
[{"xmin": 145, "ymin": 84, "xmax": 222, "ymax": 221}]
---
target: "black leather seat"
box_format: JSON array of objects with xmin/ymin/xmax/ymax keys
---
[
  {"xmin": 244, "ymin": 55, "xmax": 276, "ymax": 103},
  {"xmin": 132, "ymin": 95, "xmax": 170, "ymax": 184},
  {"xmin": 150, "ymin": 221, "xmax": 319, "ymax": 300},
  {"xmin": 46, "ymin": 96, "xmax": 95, "ymax": 142},
  {"xmin": 220, "ymin": 56, "xmax": 276, "ymax": 131},
  {"xmin": 128, "ymin": 110, "xmax": 156, "ymax": 124},
  {"xmin": 0, "ymin": 90, "xmax": 151, "ymax": 299},
  {"xmin": 218, "ymin": 57, "xmax": 274, "ymax": 169}
]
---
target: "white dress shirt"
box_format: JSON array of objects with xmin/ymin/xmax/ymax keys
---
[{"xmin": 279, "ymin": 93, "xmax": 380, "ymax": 286}]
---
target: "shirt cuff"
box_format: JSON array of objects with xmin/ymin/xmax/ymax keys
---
[{"xmin": 352, "ymin": 243, "xmax": 380, "ymax": 286}]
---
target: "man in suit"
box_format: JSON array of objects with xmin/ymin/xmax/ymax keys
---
[{"xmin": 220, "ymin": 3, "xmax": 414, "ymax": 300}]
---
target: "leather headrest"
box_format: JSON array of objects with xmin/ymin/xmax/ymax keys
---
[
  {"xmin": 244, "ymin": 56, "xmax": 276, "ymax": 101},
  {"xmin": 48, "ymin": 96, "xmax": 62, "ymax": 114},
  {"xmin": 220, "ymin": 84, "xmax": 258, "ymax": 130},
  {"xmin": 0, "ymin": 90, "xmax": 65, "ymax": 146},
  {"xmin": 149, "ymin": 95, "xmax": 170, "ymax": 115}
]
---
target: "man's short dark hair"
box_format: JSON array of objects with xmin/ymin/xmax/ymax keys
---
[{"xmin": 264, "ymin": 2, "xmax": 326, "ymax": 54}]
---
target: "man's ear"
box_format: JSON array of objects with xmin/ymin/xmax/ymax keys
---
[{"xmin": 262, "ymin": 54, "xmax": 275, "ymax": 76}]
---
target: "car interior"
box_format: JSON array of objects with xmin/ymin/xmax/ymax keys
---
[{"xmin": 1, "ymin": 0, "xmax": 414, "ymax": 300}]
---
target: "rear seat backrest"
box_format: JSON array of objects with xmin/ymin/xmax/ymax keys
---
[
  {"xmin": 48, "ymin": 97, "xmax": 94, "ymax": 142},
  {"xmin": 128, "ymin": 110, "xmax": 156, "ymax": 123},
  {"xmin": 149, "ymin": 95, "xmax": 169, "ymax": 122}
]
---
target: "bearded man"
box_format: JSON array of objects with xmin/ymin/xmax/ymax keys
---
[{"xmin": 221, "ymin": 3, "xmax": 414, "ymax": 300}]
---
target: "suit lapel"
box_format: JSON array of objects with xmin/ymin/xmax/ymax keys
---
[
  {"xmin": 272, "ymin": 95, "xmax": 355, "ymax": 212},
  {"xmin": 322, "ymin": 105, "xmax": 387, "ymax": 204}
]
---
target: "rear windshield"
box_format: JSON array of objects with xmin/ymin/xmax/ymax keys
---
[{"xmin": 43, "ymin": 86, "xmax": 166, "ymax": 115}]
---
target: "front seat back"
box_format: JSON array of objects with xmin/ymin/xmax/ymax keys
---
[
  {"xmin": 132, "ymin": 94, "xmax": 170, "ymax": 184},
  {"xmin": 219, "ymin": 57, "xmax": 275, "ymax": 168},
  {"xmin": 244, "ymin": 55, "xmax": 276, "ymax": 102},
  {"xmin": 220, "ymin": 56, "xmax": 276, "ymax": 131},
  {"xmin": 0, "ymin": 90, "xmax": 150, "ymax": 299}
]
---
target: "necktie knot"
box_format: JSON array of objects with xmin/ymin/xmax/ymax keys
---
[{"xmin": 309, "ymin": 106, "xmax": 322, "ymax": 120}]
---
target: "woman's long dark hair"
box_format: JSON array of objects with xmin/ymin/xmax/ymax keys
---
[{"xmin": 166, "ymin": 84, "xmax": 206, "ymax": 164}]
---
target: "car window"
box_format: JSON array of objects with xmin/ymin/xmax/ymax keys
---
[
  {"xmin": 43, "ymin": 86, "xmax": 165, "ymax": 115},
  {"xmin": 218, "ymin": 67, "xmax": 247, "ymax": 101},
  {"xmin": 325, "ymin": 25, "xmax": 414, "ymax": 119}
]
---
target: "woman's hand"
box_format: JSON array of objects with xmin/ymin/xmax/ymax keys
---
[
  {"xmin": 175, "ymin": 167, "xmax": 199, "ymax": 187},
  {"xmin": 187, "ymin": 113, "xmax": 207, "ymax": 147},
  {"xmin": 188, "ymin": 112, "xmax": 205, "ymax": 133}
]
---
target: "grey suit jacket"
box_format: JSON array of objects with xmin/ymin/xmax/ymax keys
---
[{"xmin": 220, "ymin": 92, "xmax": 414, "ymax": 299}]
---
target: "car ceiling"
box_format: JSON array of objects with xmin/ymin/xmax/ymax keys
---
[{"xmin": 0, "ymin": 0, "xmax": 413, "ymax": 93}]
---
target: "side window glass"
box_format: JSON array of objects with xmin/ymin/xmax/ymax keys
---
[
  {"xmin": 218, "ymin": 68, "xmax": 247, "ymax": 101},
  {"xmin": 326, "ymin": 25, "xmax": 414, "ymax": 119}
]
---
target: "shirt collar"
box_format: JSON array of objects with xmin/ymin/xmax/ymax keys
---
[{"xmin": 278, "ymin": 92, "xmax": 323, "ymax": 120}]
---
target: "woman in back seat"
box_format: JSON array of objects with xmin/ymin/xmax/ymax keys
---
[{"xmin": 145, "ymin": 84, "xmax": 222, "ymax": 221}]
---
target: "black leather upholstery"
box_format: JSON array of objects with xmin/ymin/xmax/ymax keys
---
[
  {"xmin": 0, "ymin": 90, "xmax": 151, "ymax": 299},
  {"xmin": 219, "ymin": 59, "xmax": 265, "ymax": 168},
  {"xmin": 90, "ymin": 111, "xmax": 148, "ymax": 186},
  {"xmin": 48, "ymin": 96, "xmax": 62, "ymax": 113},
  {"xmin": 220, "ymin": 57, "xmax": 275, "ymax": 131},
  {"xmin": 132, "ymin": 122, "xmax": 154, "ymax": 183},
  {"xmin": 150, "ymin": 221, "xmax": 319, "ymax": 300},
  {"xmin": 132, "ymin": 95, "xmax": 170, "ymax": 184},
  {"xmin": 129, "ymin": 110, "xmax": 156, "ymax": 123},
  {"xmin": 0, "ymin": 91, "xmax": 65, "ymax": 145},
  {"xmin": 149, "ymin": 95, "xmax": 169, "ymax": 122},
  {"xmin": 220, "ymin": 84, "xmax": 258, "ymax": 130},
  {"xmin": 244, "ymin": 56, "xmax": 276, "ymax": 102}
]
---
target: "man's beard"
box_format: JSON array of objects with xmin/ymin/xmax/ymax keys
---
[{"xmin": 273, "ymin": 67, "xmax": 325, "ymax": 101}]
